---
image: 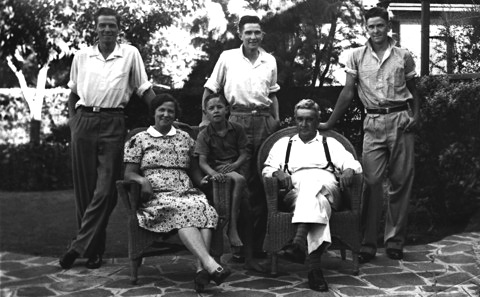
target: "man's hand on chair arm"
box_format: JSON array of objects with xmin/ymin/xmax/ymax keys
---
[
  {"xmin": 339, "ymin": 168, "xmax": 355, "ymax": 191},
  {"xmin": 272, "ymin": 170, "xmax": 293, "ymax": 190}
]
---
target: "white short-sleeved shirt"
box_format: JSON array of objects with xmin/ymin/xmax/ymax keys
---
[
  {"xmin": 68, "ymin": 43, "xmax": 152, "ymax": 109},
  {"xmin": 204, "ymin": 45, "xmax": 280, "ymax": 109}
]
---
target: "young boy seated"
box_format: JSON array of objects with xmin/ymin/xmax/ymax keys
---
[{"xmin": 195, "ymin": 94, "xmax": 249, "ymax": 249}]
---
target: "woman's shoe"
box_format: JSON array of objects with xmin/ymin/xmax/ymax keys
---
[
  {"xmin": 194, "ymin": 269, "xmax": 210, "ymax": 293},
  {"xmin": 210, "ymin": 266, "xmax": 231, "ymax": 285}
]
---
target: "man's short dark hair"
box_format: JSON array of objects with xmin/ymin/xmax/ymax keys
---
[
  {"xmin": 95, "ymin": 7, "xmax": 121, "ymax": 27},
  {"xmin": 204, "ymin": 93, "xmax": 229, "ymax": 110},
  {"xmin": 365, "ymin": 6, "xmax": 389, "ymax": 23},
  {"xmin": 238, "ymin": 15, "xmax": 262, "ymax": 32},
  {"xmin": 150, "ymin": 93, "xmax": 181, "ymax": 119}
]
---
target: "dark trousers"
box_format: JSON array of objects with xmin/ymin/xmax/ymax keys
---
[{"xmin": 69, "ymin": 110, "xmax": 125, "ymax": 257}]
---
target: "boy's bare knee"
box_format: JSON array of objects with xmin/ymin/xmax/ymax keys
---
[{"xmin": 226, "ymin": 172, "xmax": 246, "ymax": 185}]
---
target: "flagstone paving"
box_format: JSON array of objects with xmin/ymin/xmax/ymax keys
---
[{"xmin": 1, "ymin": 232, "xmax": 479, "ymax": 296}]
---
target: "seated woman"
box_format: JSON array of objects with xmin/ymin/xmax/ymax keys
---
[{"xmin": 123, "ymin": 94, "xmax": 230, "ymax": 292}]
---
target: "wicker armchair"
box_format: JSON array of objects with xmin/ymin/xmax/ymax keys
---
[
  {"xmin": 116, "ymin": 122, "xmax": 231, "ymax": 284},
  {"xmin": 257, "ymin": 127, "xmax": 363, "ymax": 276}
]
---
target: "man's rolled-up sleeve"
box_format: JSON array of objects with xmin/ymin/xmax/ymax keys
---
[{"xmin": 204, "ymin": 53, "xmax": 226, "ymax": 93}]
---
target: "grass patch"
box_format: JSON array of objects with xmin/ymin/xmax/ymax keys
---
[{"xmin": 0, "ymin": 190, "xmax": 128, "ymax": 258}]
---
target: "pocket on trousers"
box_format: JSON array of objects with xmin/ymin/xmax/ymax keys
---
[
  {"xmin": 266, "ymin": 116, "xmax": 280, "ymax": 134},
  {"xmin": 68, "ymin": 112, "xmax": 80, "ymax": 128}
]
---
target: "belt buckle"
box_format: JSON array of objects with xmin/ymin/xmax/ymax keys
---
[
  {"xmin": 251, "ymin": 110, "xmax": 258, "ymax": 115},
  {"xmin": 93, "ymin": 106, "xmax": 101, "ymax": 113},
  {"xmin": 384, "ymin": 107, "xmax": 390, "ymax": 114}
]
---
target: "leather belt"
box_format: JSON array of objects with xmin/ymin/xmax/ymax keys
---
[
  {"xmin": 79, "ymin": 106, "xmax": 124, "ymax": 113},
  {"xmin": 230, "ymin": 106, "xmax": 271, "ymax": 116},
  {"xmin": 366, "ymin": 104, "xmax": 408, "ymax": 114}
]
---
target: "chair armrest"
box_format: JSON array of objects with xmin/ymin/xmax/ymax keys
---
[
  {"xmin": 263, "ymin": 176, "xmax": 280, "ymax": 214},
  {"xmin": 116, "ymin": 180, "xmax": 141, "ymax": 215},
  {"xmin": 343, "ymin": 173, "xmax": 363, "ymax": 211}
]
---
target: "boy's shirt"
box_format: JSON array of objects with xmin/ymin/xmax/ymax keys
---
[{"xmin": 195, "ymin": 121, "xmax": 250, "ymax": 168}]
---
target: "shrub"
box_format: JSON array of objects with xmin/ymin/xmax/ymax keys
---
[
  {"xmin": 413, "ymin": 76, "xmax": 480, "ymax": 228},
  {"xmin": 0, "ymin": 142, "xmax": 72, "ymax": 191}
]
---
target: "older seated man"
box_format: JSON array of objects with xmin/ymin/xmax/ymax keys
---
[{"xmin": 262, "ymin": 99, "xmax": 362, "ymax": 292}]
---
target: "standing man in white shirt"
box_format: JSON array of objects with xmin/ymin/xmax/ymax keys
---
[
  {"xmin": 59, "ymin": 7, "xmax": 155, "ymax": 270},
  {"xmin": 319, "ymin": 7, "xmax": 420, "ymax": 263},
  {"xmin": 202, "ymin": 15, "xmax": 281, "ymax": 258},
  {"xmin": 263, "ymin": 99, "xmax": 362, "ymax": 292}
]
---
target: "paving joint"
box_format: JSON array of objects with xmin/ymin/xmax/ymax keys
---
[{"xmin": 1, "ymin": 231, "xmax": 479, "ymax": 296}]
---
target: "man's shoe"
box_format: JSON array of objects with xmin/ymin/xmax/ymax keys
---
[
  {"xmin": 85, "ymin": 254, "xmax": 103, "ymax": 269},
  {"xmin": 358, "ymin": 252, "xmax": 375, "ymax": 264},
  {"xmin": 281, "ymin": 243, "xmax": 306, "ymax": 264},
  {"xmin": 386, "ymin": 248, "xmax": 403, "ymax": 260},
  {"xmin": 59, "ymin": 250, "xmax": 79, "ymax": 269},
  {"xmin": 308, "ymin": 269, "xmax": 328, "ymax": 292}
]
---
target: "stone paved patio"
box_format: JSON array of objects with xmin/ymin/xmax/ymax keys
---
[{"xmin": 1, "ymin": 232, "xmax": 479, "ymax": 297}]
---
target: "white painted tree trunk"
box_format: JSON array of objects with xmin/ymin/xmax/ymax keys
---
[
  {"xmin": 6, "ymin": 56, "xmax": 49, "ymax": 121},
  {"xmin": 7, "ymin": 56, "xmax": 50, "ymax": 144}
]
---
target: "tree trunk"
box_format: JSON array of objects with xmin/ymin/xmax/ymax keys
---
[
  {"xmin": 318, "ymin": 16, "xmax": 337, "ymax": 87},
  {"xmin": 311, "ymin": 14, "xmax": 338, "ymax": 89},
  {"xmin": 30, "ymin": 119, "xmax": 41, "ymax": 145},
  {"xmin": 6, "ymin": 56, "xmax": 49, "ymax": 144}
]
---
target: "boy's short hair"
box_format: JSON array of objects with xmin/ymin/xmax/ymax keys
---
[
  {"xmin": 204, "ymin": 93, "xmax": 229, "ymax": 110},
  {"xmin": 294, "ymin": 99, "xmax": 321, "ymax": 119},
  {"xmin": 95, "ymin": 7, "xmax": 121, "ymax": 27},
  {"xmin": 365, "ymin": 6, "xmax": 389, "ymax": 23},
  {"xmin": 238, "ymin": 15, "xmax": 262, "ymax": 32}
]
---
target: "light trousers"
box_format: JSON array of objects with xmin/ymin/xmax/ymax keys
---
[{"xmin": 360, "ymin": 110, "xmax": 415, "ymax": 255}]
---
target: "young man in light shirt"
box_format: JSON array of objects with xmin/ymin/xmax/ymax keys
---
[
  {"xmin": 319, "ymin": 6, "xmax": 420, "ymax": 263},
  {"xmin": 60, "ymin": 7, "xmax": 155, "ymax": 270},
  {"xmin": 202, "ymin": 15, "xmax": 281, "ymax": 259}
]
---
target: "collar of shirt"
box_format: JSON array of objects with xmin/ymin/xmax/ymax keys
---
[
  {"xmin": 238, "ymin": 45, "xmax": 268, "ymax": 67},
  {"xmin": 291, "ymin": 131, "xmax": 322, "ymax": 144},
  {"xmin": 365, "ymin": 36, "xmax": 397, "ymax": 65},
  {"xmin": 206, "ymin": 121, "xmax": 234, "ymax": 136},
  {"xmin": 88, "ymin": 43, "xmax": 123, "ymax": 61},
  {"xmin": 146, "ymin": 125, "xmax": 177, "ymax": 138}
]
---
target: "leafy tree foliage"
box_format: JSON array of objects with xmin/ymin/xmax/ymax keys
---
[
  {"xmin": 262, "ymin": 0, "xmax": 364, "ymax": 89},
  {"xmin": 431, "ymin": 6, "xmax": 480, "ymax": 74},
  {"xmin": 0, "ymin": 0, "xmax": 200, "ymax": 143},
  {"xmin": 185, "ymin": 0, "xmax": 364, "ymax": 92}
]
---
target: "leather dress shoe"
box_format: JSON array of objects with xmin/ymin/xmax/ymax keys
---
[
  {"xmin": 85, "ymin": 254, "xmax": 103, "ymax": 269},
  {"xmin": 210, "ymin": 266, "xmax": 231, "ymax": 285},
  {"xmin": 308, "ymin": 269, "xmax": 328, "ymax": 292},
  {"xmin": 386, "ymin": 248, "xmax": 403, "ymax": 260},
  {"xmin": 194, "ymin": 269, "xmax": 210, "ymax": 293},
  {"xmin": 281, "ymin": 243, "xmax": 306, "ymax": 264},
  {"xmin": 358, "ymin": 252, "xmax": 375, "ymax": 264},
  {"xmin": 59, "ymin": 250, "xmax": 79, "ymax": 269}
]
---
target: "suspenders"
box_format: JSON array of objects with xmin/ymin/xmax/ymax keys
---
[{"xmin": 283, "ymin": 135, "xmax": 337, "ymax": 175}]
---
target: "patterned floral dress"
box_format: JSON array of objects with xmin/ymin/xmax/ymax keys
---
[{"xmin": 124, "ymin": 126, "xmax": 218, "ymax": 233}]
